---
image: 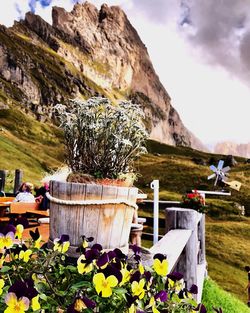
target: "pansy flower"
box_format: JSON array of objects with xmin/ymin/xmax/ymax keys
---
[
  {"xmin": 155, "ymin": 290, "xmax": 168, "ymax": 302},
  {"xmin": 4, "ymin": 292, "xmax": 30, "ymax": 313},
  {"xmin": 131, "ymin": 270, "xmax": 141, "ymax": 282},
  {"xmin": 153, "ymin": 254, "xmax": 168, "ymax": 277},
  {"xmin": 131, "ymin": 278, "xmax": 145, "ymax": 299},
  {"xmin": 53, "ymin": 234, "xmax": 70, "ymax": 253},
  {"xmin": 102, "ymin": 264, "xmax": 122, "ymax": 284},
  {"xmin": 19, "ymin": 249, "xmax": 32, "ymax": 263},
  {"xmin": 76, "ymin": 236, "xmax": 94, "ymax": 253},
  {"xmin": 0, "ymin": 228, "xmax": 15, "ymax": 250},
  {"xmin": 93, "ymin": 272, "xmax": 118, "ymax": 297},
  {"xmin": 77, "ymin": 255, "xmax": 94, "ymax": 274},
  {"xmin": 96, "ymin": 252, "xmax": 109, "ymax": 269},
  {"xmin": 67, "ymin": 296, "xmax": 96, "ymax": 312},
  {"xmin": 15, "ymin": 224, "xmax": 24, "ymax": 240},
  {"xmin": 167, "ymin": 272, "xmax": 184, "ymax": 291},
  {"xmin": 120, "ymin": 265, "xmax": 131, "ymax": 286},
  {"xmin": 29, "ymin": 228, "xmax": 42, "ymax": 249},
  {"xmin": 7, "ymin": 279, "xmax": 40, "ymax": 312},
  {"xmin": 9, "ymin": 279, "xmax": 38, "ymax": 300}
]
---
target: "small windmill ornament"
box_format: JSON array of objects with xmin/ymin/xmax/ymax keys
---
[{"xmin": 207, "ymin": 160, "xmax": 241, "ymax": 191}]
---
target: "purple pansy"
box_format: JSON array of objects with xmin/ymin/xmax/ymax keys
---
[{"xmin": 155, "ymin": 290, "xmax": 168, "ymax": 302}]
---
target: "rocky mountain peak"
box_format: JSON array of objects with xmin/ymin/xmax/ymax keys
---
[{"xmin": 0, "ymin": 2, "xmax": 205, "ymax": 150}]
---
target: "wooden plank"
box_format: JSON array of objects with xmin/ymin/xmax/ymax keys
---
[
  {"xmin": 149, "ymin": 229, "xmax": 192, "ymax": 272},
  {"xmin": 96, "ymin": 185, "xmax": 117, "ymax": 248},
  {"xmin": 10, "ymin": 202, "xmax": 39, "ymax": 214},
  {"xmin": 109, "ymin": 186, "xmax": 127, "ymax": 249},
  {"xmin": 119, "ymin": 187, "xmax": 137, "ymax": 249},
  {"xmin": 83, "ymin": 184, "xmax": 102, "ymax": 246},
  {"xmin": 198, "ymin": 214, "xmax": 206, "ymax": 264}
]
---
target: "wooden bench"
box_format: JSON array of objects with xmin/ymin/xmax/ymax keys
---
[
  {"xmin": 8, "ymin": 203, "xmax": 49, "ymax": 225},
  {"xmin": 0, "ymin": 197, "xmax": 15, "ymax": 202},
  {"xmin": 10, "ymin": 202, "xmax": 40, "ymax": 214}
]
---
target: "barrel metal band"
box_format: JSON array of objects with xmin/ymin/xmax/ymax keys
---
[{"xmin": 46, "ymin": 192, "xmax": 138, "ymax": 209}]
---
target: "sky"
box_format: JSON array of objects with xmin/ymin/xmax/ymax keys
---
[{"xmin": 1, "ymin": 0, "xmax": 250, "ymax": 148}]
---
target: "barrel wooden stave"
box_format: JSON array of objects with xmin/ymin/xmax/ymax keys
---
[{"xmin": 49, "ymin": 180, "xmax": 138, "ymax": 253}]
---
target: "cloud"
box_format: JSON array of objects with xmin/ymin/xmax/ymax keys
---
[
  {"xmin": 28, "ymin": 0, "xmax": 53, "ymax": 13},
  {"xmin": 176, "ymin": 0, "xmax": 250, "ymax": 86}
]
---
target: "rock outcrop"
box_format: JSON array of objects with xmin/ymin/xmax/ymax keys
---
[{"xmin": 0, "ymin": 2, "xmax": 205, "ymax": 149}]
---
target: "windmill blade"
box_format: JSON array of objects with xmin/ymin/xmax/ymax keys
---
[
  {"xmin": 222, "ymin": 176, "xmax": 229, "ymax": 182},
  {"xmin": 208, "ymin": 173, "xmax": 216, "ymax": 180},
  {"xmin": 222, "ymin": 166, "xmax": 230, "ymax": 173},
  {"xmin": 210, "ymin": 165, "xmax": 217, "ymax": 172},
  {"xmin": 224, "ymin": 180, "xmax": 242, "ymax": 191},
  {"xmin": 217, "ymin": 160, "xmax": 224, "ymax": 170},
  {"xmin": 214, "ymin": 175, "xmax": 219, "ymax": 186}
]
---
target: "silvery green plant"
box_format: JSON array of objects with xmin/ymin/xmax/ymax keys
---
[{"xmin": 54, "ymin": 97, "xmax": 148, "ymax": 179}]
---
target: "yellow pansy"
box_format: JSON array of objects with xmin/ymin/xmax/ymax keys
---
[
  {"xmin": 120, "ymin": 267, "xmax": 131, "ymax": 286},
  {"xmin": 53, "ymin": 237, "xmax": 70, "ymax": 254},
  {"xmin": 34, "ymin": 236, "xmax": 42, "ymax": 249},
  {"xmin": 19, "ymin": 250, "xmax": 32, "ymax": 263},
  {"xmin": 77, "ymin": 255, "xmax": 94, "ymax": 274},
  {"xmin": 0, "ymin": 232, "xmax": 15, "ymax": 250},
  {"xmin": 31, "ymin": 295, "xmax": 40, "ymax": 311},
  {"xmin": 153, "ymin": 258, "xmax": 168, "ymax": 277},
  {"xmin": 93, "ymin": 272, "xmax": 118, "ymax": 297},
  {"xmin": 15, "ymin": 225, "xmax": 24, "ymax": 240},
  {"xmin": 131, "ymin": 279, "xmax": 145, "ymax": 299},
  {"xmin": 4, "ymin": 292, "xmax": 29, "ymax": 313}
]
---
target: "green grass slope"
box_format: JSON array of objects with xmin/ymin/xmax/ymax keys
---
[
  {"xmin": 0, "ymin": 107, "xmax": 64, "ymax": 189},
  {"xmin": 202, "ymin": 278, "xmax": 250, "ymax": 313}
]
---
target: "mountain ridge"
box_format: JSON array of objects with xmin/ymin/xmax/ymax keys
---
[
  {"xmin": 214, "ymin": 141, "xmax": 250, "ymax": 158},
  {"xmin": 0, "ymin": 1, "xmax": 205, "ymax": 150}
]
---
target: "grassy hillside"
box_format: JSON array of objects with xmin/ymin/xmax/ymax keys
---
[
  {"xmin": 0, "ymin": 113, "xmax": 250, "ymax": 304},
  {"xmin": 136, "ymin": 140, "xmax": 250, "ymax": 217},
  {"xmin": 0, "ymin": 107, "xmax": 64, "ymax": 190},
  {"xmin": 202, "ymin": 278, "xmax": 250, "ymax": 312},
  {"xmin": 136, "ymin": 140, "xmax": 250, "ymax": 303}
]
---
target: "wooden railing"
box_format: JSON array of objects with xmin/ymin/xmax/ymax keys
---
[{"xmin": 149, "ymin": 207, "xmax": 207, "ymax": 303}]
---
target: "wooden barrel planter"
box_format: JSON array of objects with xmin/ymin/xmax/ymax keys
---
[{"xmin": 48, "ymin": 180, "xmax": 138, "ymax": 256}]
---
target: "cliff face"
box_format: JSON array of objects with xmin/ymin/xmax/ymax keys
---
[
  {"xmin": 0, "ymin": 2, "xmax": 205, "ymax": 150},
  {"xmin": 214, "ymin": 142, "xmax": 250, "ymax": 158}
]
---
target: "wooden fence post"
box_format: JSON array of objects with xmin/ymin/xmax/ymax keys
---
[
  {"xmin": 14, "ymin": 169, "xmax": 23, "ymax": 195},
  {"xmin": 166, "ymin": 208, "xmax": 199, "ymax": 290},
  {"xmin": 198, "ymin": 214, "xmax": 206, "ymax": 264},
  {"xmin": 0, "ymin": 170, "xmax": 7, "ymax": 193}
]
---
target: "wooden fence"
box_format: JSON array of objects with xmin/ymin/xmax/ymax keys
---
[
  {"xmin": 0, "ymin": 169, "xmax": 23, "ymax": 195},
  {"xmin": 149, "ymin": 207, "xmax": 207, "ymax": 303}
]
